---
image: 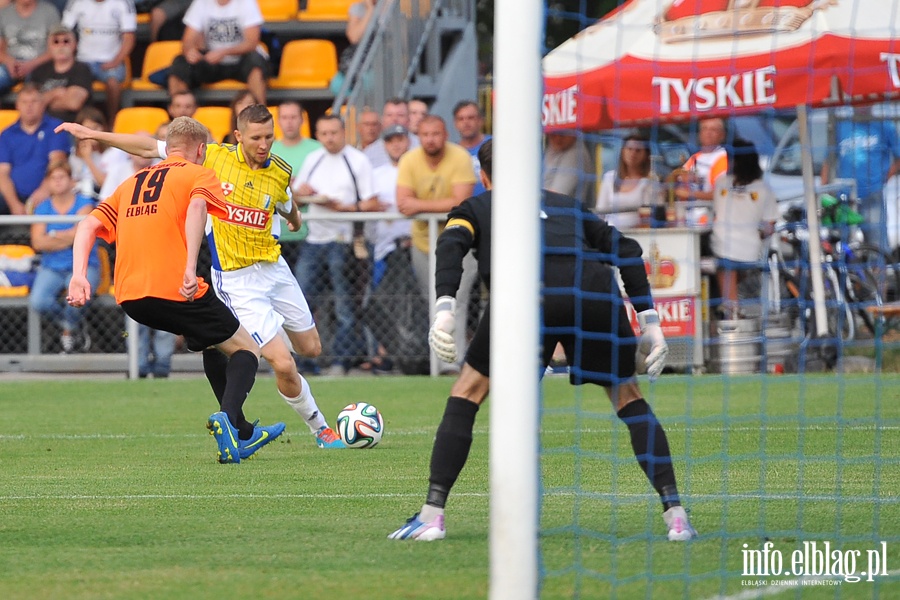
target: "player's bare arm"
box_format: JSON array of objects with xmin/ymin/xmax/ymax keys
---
[
  {"xmin": 67, "ymin": 215, "xmax": 104, "ymax": 307},
  {"xmin": 181, "ymin": 197, "xmax": 208, "ymax": 301},
  {"xmin": 54, "ymin": 123, "xmax": 162, "ymax": 159}
]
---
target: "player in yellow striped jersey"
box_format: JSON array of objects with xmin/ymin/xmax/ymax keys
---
[{"xmin": 56, "ymin": 106, "xmax": 347, "ymax": 450}]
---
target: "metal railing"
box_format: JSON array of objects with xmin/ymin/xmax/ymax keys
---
[
  {"xmin": 332, "ymin": 0, "xmax": 477, "ymax": 143},
  {"xmin": 0, "ymin": 212, "xmax": 454, "ymax": 377}
]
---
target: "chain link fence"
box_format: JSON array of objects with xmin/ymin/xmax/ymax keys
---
[{"xmin": 0, "ymin": 213, "xmax": 476, "ymax": 377}]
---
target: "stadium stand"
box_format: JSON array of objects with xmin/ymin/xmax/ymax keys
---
[
  {"xmin": 193, "ymin": 106, "xmax": 233, "ymax": 143},
  {"xmin": 298, "ymin": 0, "xmax": 355, "ymax": 21},
  {"xmin": 112, "ymin": 106, "xmax": 169, "ymax": 134},
  {"xmin": 0, "ymin": 110, "xmax": 18, "ymax": 132},
  {"xmin": 130, "ymin": 40, "xmax": 182, "ymax": 93},
  {"xmin": 270, "ymin": 39, "xmax": 338, "ymax": 90},
  {"xmin": 259, "ymin": 0, "xmax": 300, "ymax": 21}
]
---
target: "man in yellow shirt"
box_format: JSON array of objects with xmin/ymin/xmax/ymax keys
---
[
  {"xmin": 396, "ymin": 115, "xmax": 476, "ymax": 371},
  {"xmin": 57, "ymin": 105, "xmax": 347, "ymax": 451}
]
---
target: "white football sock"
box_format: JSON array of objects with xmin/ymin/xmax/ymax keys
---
[
  {"xmin": 419, "ymin": 504, "xmax": 444, "ymax": 523},
  {"xmin": 279, "ymin": 374, "xmax": 327, "ymax": 433}
]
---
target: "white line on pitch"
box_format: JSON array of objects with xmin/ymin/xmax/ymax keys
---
[
  {"xmin": 0, "ymin": 424, "xmax": 896, "ymax": 440},
  {"xmin": 0, "ymin": 492, "xmax": 896, "ymax": 503}
]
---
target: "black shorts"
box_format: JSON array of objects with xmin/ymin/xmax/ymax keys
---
[
  {"xmin": 465, "ymin": 260, "xmax": 637, "ymax": 386},
  {"xmin": 121, "ymin": 291, "xmax": 240, "ymax": 352},
  {"xmin": 169, "ymin": 52, "xmax": 271, "ymax": 88}
]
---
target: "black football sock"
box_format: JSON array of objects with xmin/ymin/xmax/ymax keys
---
[
  {"xmin": 617, "ymin": 399, "xmax": 681, "ymax": 511},
  {"xmin": 221, "ymin": 349, "xmax": 258, "ymax": 440},
  {"xmin": 202, "ymin": 348, "xmax": 228, "ymax": 405},
  {"xmin": 426, "ymin": 396, "xmax": 480, "ymax": 509},
  {"xmin": 204, "ymin": 347, "xmax": 252, "ymax": 436}
]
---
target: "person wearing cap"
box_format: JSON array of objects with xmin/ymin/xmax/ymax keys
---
[
  {"xmin": 370, "ymin": 124, "xmax": 412, "ymax": 283},
  {"xmin": 0, "ymin": 0, "xmax": 61, "ymax": 96},
  {"xmin": 361, "ymin": 123, "xmax": 415, "ymax": 373},
  {"xmin": 364, "ymin": 98, "xmax": 421, "ymax": 169},
  {"xmin": 30, "ymin": 25, "xmax": 93, "ymax": 123}
]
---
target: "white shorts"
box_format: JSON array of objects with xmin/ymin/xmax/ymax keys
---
[{"xmin": 211, "ymin": 256, "xmax": 315, "ymax": 347}]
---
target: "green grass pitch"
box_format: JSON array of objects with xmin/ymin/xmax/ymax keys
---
[{"xmin": 0, "ymin": 374, "xmax": 897, "ymax": 599}]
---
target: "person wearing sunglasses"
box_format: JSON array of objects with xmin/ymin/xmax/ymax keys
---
[{"xmin": 31, "ymin": 25, "xmax": 93, "ymax": 122}]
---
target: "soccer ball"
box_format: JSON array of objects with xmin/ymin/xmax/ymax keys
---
[{"xmin": 336, "ymin": 403, "xmax": 384, "ymax": 448}]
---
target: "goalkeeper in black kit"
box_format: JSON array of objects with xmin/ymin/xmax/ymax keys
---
[
  {"xmin": 388, "ymin": 141, "xmax": 697, "ymax": 541},
  {"xmin": 387, "ymin": 139, "xmax": 697, "ymax": 543}
]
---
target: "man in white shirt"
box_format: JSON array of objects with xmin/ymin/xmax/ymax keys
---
[
  {"xmin": 292, "ymin": 114, "xmax": 383, "ymax": 376},
  {"xmin": 369, "ymin": 124, "xmax": 412, "ymax": 274},
  {"xmin": 363, "ymin": 124, "xmax": 415, "ymax": 373},
  {"xmin": 167, "ymin": 0, "xmax": 269, "ymax": 103},
  {"xmin": 62, "ymin": 0, "xmax": 136, "ymax": 123}
]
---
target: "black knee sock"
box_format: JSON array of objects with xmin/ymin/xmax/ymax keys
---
[
  {"xmin": 221, "ymin": 349, "xmax": 258, "ymax": 441},
  {"xmin": 203, "ymin": 348, "xmax": 228, "ymax": 405},
  {"xmin": 617, "ymin": 399, "xmax": 681, "ymax": 511},
  {"xmin": 426, "ymin": 397, "xmax": 480, "ymax": 509}
]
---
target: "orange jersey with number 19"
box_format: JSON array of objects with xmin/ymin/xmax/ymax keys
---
[{"xmin": 91, "ymin": 156, "xmax": 229, "ymax": 304}]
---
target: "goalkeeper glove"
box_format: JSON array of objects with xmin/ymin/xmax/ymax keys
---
[
  {"xmin": 636, "ymin": 309, "xmax": 668, "ymax": 382},
  {"xmin": 428, "ymin": 296, "xmax": 457, "ymax": 363}
]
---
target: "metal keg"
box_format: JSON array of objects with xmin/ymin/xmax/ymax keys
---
[{"xmin": 710, "ymin": 318, "xmax": 762, "ymax": 374}]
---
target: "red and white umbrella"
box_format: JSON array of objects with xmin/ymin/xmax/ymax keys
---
[
  {"xmin": 543, "ymin": 0, "xmax": 900, "ymax": 337},
  {"xmin": 543, "ymin": 0, "xmax": 900, "ymax": 130}
]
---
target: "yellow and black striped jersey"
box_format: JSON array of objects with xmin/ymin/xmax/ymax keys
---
[{"xmin": 203, "ymin": 143, "xmax": 293, "ymax": 271}]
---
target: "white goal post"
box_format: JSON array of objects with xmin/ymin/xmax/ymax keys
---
[{"xmin": 489, "ymin": 1, "xmax": 543, "ymax": 599}]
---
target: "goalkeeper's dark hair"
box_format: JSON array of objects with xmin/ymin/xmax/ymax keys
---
[{"xmin": 477, "ymin": 138, "xmax": 493, "ymax": 182}]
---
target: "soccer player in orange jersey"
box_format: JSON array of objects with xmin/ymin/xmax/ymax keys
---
[
  {"xmin": 66, "ymin": 116, "xmax": 279, "ymax": 464},
  {"xmin": 58, "ymin": 107, "xmax": 346, "ymax": 450}
]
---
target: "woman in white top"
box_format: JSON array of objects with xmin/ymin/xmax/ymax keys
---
[
  {"xmin": 596, "ymin": 134, "xmax": 656, "ymax": 229},
  {"xmin": 711, "ymin": 139, "xmax": 779, "ymax": 317}
]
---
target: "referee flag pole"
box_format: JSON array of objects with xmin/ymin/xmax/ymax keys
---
[{"xmin": 489, "ymin": 0, "xmax": 542, "ymax": 598}]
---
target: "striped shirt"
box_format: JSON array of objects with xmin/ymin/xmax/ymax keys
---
[
  {"xmin": 201, "ymin": 143, "xmax": 293, "ymax": 271},
  {"xmin": 683, "ymin": 146, "xmax": 728, "ymax": 192}
]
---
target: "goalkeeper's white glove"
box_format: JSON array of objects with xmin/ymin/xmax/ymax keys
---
[
  {"xmin": 636, "ymin": 309, "xmax": 668, "ymax": 382},
  {"xmin": 429, "ymin": 296, "xmax": 457, "ymax": 363}
]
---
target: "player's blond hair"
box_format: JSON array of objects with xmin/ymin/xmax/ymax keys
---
[{"xmin": 166, "ymin": 116, "xmax": 210, "ymax": 151}]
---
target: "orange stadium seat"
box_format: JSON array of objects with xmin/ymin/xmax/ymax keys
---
[
  {"xmin": 268, "ymin": 105, "xmax": 311, "ymax": 140},
  {"xmin": 297, "ymin": 0, "xmax": 353, "ymax": 21},
  {"xmin": 113, "ymin": 106, "xmax": 169, "ymax": 135},
  {"xmin": 270, "ymin": 39, "xmax": 337, "ymax": 89},
  {"xmin": 0, "ymin": 109, "xmax": 19, "ymax": 132},
  {"xmin": 259, "ymin": 0, "xmax": 299, "ymax": 21},
  {"xmin": 131, "ymin": 41, "xmax": 182, "ymax": 91},
  {"xmin": 194, "ymin": 106, "xmax": 233, "ymax": 142}
]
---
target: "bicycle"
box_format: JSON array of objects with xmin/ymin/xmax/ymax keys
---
[
  {"xmin": 767, "ymin": 196, "xmax": 900, "ymax": 340},
  {"xmin": 824, "ymin": 194, "xmax": 900, "ymax": 334},
  {"xmin": 766, "ymin": 203, "xmax": 853, "ymax": 342}
]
